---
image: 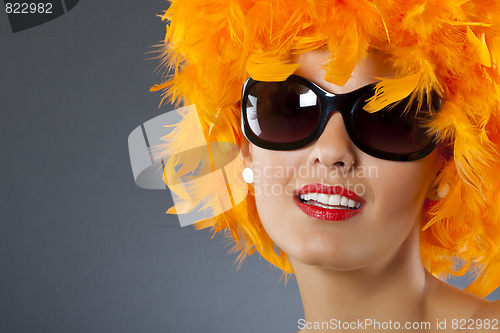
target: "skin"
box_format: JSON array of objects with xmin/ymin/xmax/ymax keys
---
[{"xmin": 241, "ymin": 50, "xmax": 499, "ymax": 332}]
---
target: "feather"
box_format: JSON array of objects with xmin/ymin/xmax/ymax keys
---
[
  {"xmin": 246, "ymin": 54, "xmax": 300, "ymax": 81},
  {"xmin": 466, "ymin": 26, "xmax": 492, "ymax": 67},
  {"xmin": 373, "ymin": 0, "xmax": 391, "ymax": 43},
  {"xmin": 363, "ymin": 71, "xmax": 422, "ymax": 113},
  {"xmin": 324, "ymin": 25, "xmax": 359, "ymax": 86}
]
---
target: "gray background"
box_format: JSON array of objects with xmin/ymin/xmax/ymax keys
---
[{"xmin": 0, "ymin": 1, "xmax": 498, "ymax": 333}]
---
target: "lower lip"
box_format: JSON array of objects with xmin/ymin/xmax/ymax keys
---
[{"xmin": 293, "ymin": 197, "xmax": 363, "ymax": 221}]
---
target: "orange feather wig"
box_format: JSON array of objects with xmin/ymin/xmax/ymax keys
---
[{"xmin": 152, "ymin": 0, "xmax": 500, "ymax": 297}]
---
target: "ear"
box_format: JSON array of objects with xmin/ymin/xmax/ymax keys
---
[
  {"xmin": 426, "ymin": 184, "xmax": 441, "ymax": 201},
  {"xmin": 240, "ymin": 137, "xmax": 253, "ymax": 167}
]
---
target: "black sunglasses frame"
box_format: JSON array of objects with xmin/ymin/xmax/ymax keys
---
[{"xmin": 241, "ymin": 74, "xmax": 439, "ymax": 161}]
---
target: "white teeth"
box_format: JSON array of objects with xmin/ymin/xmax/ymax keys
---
[
  {"xmin": 299, "ymin": 193, "xmax": 362, "ymax": 209},
  {"xmin": 328, "ymin": 195, "xmax": 341, "ymax": 206},
  {"xmin": 317, "ymin": 193, "xmax": 329, "ymax": 205}
]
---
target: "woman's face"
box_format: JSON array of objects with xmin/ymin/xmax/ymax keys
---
[{"xmin": 242, "ymin": 50, "xmax": 442, "ymax": 270}]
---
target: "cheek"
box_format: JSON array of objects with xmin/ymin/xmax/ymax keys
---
[
  {"xmin": 252, "ymin": 152, "xmax": 292, "ymax": 196},
  {"xmin": 368, "ymin": 158, "xmax": 436, "ymax": 229},
  {"xmin": 250, "ymin": 149, "xmax": 302, "ymax": 247}
]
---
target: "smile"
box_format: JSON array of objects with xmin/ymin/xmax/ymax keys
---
[
  {"xmin": 294, "ymin": 184, "xmax": 365, "ymax": 221},
  {"xmin": 299, "ymin": 193, "xmax": 362, "ymax": 209}
]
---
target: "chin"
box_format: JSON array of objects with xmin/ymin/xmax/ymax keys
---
[
  {"xmin": 283, "ymin": 232, "xmax": 376, "ymax": 271},
  {"xmin": 290, "ymin": 251, "xmax": 373, "ymax": 271}
]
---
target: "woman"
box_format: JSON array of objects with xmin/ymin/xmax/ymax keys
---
[{"xmin": 152, "ymin": 0, "xmax": 500, "ymax": 329}]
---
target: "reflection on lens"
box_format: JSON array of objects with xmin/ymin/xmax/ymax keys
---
[{"xmin": 246, "ymin": 82, "xmax": 321, "ymax": 143}]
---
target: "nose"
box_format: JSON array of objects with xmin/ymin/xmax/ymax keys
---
[{"xmin": 308, "ymin": 112, "xmax": 356, "ymax": 170}]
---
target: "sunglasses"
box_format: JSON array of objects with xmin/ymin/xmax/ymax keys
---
[{"xmin": 241, "ymin": 74, "xmax": 442, "ymax": 161}]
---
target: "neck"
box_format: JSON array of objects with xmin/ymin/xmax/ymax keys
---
[{"xmin": 293, "ymin": 226, "xmax": 430, "ymax": 332}]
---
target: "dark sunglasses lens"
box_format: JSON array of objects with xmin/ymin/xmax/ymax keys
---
[
  {"xmin": 352, "ymin": 95, "xmax": 435, "ymax": 155},
  {"xmin": 245, "ymin": 81, "xmax": 321, "ymax": 144}
]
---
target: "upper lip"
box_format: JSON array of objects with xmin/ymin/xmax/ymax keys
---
[{"xmin": 294, "ymin": 183, "xmax": 365, "ymax": 203}]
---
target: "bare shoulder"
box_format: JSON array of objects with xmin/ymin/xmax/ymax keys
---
[
  {"xmin": 425, "ymin": 274, "xmax": 490, "ymax": 319},
  {"xmin": 471, "ymin": 300, "xmax": 500, "ymax": 318},
  {"xmin": 426, "ymin": 278, "xmax": 498, "ymax": 333}
]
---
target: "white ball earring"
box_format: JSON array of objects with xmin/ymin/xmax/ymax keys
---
[
  {"xmin": 242, "ymin": 167, "xmax": 254, "ymax": 184},
  {"xmin": 437, "ymin": 184, "xmax": 450, "ymax": 199}
]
